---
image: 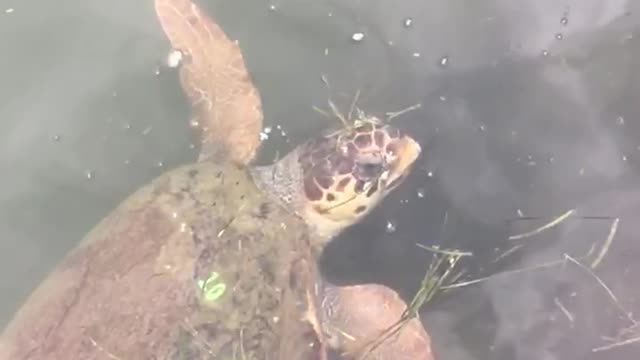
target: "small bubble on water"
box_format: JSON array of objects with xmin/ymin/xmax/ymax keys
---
[
  {"xmin": 166, "ymin": 49, "xmax": 184, "ymax": 68},
  {"xmin": 385, "ymin": 220, "xmax": 397, "ymax": 233},
  {"xmin": 622, "ymin": 155, "xmax": 628, "ymax": 162},
  {"xmin": 555, "ymin": 33, "xmax": 563, "ymax": 40},
  {"xmin": 264, "ymin": 126, "xmax": 272, "ymax": 134},
  {"xmin": 124, "ymin": 159, "xmax": 131, "ymax": 165},
  {"xmin": 352, "ymin": 32, "xmax": 365, "ymax": 42},
  {"xmin": 5, "ymin": 8, "xmax": 15, "ymax": 14},
  {"xmin": 439, "ymin": 96, "xmax": 447, "ymax": 102},
  {"xmin": 427, "ymin": 171, "xmax": 433, "ymax": 178},
  {"xmin": 403, "ymin": 17, "xmax": 413, "ymax": 28},
  {"xmin": 412, "ymin": 52, "xmax": 421, "ymax": 58},
  {"xmin": 479, "ymin": 124, "xmax": 487, "ymax": 132},
  {"xmin": 189, "ymin": 143, "xmax": 197, "ymax": 150},
  {"xmin": 260, "ymin": 132, "xmax": 269, "ymax": 141},
  {"xmin": 157, "ymin": 161, "xmax": 164, "ymax": 168},
  {"xmin": 541, "ymin": 49, "xmax": 549, "ymax": 56},
  {"xmin": 86, "ymin": 170, "xmax": 95, "ymax": 180},
  {"xmin": 439, "ymin": 56, "xmax": 449, "ymax": 67},
  {"xmin": 617, "ymin": 116, "xmax": 625, "ymax": 125},
  {"xmin": 328, "ymin": 12, "xmax": 333, "ymax": 17},
  {"xmin": 123, "ymin": 123, "xmax": 131, "ymax": 131},
  {"xmin": 417, "ymin": 188, "xmax": 426, "ymax": 198},
  {"xmin": 269, "ymin": 4, "xmax": 276, "ymax": 11},
  {"xmin": 561, "ymin": 17, "xmax": 568, "ymax": 26},
  {"xmin": 52, "ymin": 135, "xmax": 61, "ymax": 142}
]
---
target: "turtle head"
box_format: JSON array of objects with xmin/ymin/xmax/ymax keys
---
[
  {"xmin": 295, "ymin": 117, "xmax": 421, "ymax": 238},
  {"xmin": 251, "ymin": 116, "xmax": 421, "ymax": 240}
]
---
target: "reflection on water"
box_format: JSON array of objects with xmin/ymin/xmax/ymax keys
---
[{"xmin": 2, "ymin": 0, "xmax": 640, "ymax": 359}]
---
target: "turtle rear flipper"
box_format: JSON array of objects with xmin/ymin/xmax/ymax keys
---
[{"xmin": 155, "ymin": 0, "xmax": 264, "ymax": 166}]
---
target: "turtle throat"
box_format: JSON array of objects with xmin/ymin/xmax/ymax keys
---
[{"xmin": 249, "ymin": 149, "xmax": 341, "ymax": 251}]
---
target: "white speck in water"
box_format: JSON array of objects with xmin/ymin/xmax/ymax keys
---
[
  {"xmin": 417, "ymin": 188, "xmax": 426, "ymax": 198},
  {"xmin": 264, "ymin": 126, "xmax": 272, "ymax": 134},
  {"xmin": 172, "ymin": 212, "xmax": 178, "ymax": 219},
  {"xmin": 385, "ymin": 220, "xmax": 397, "ymax": 233},
  {"xmin": 142, "ymin": 126, "xmax": 153, "ymax": 135},
  {"xmin": 427, "ymin": 171, "xmax": 433, "ymax": 178},
  {"xmin": 388, "ymin": 40, "xmax": 394, "ymax": 46},
  {"xmin": 352, "ymin": 32, "xmax": 365, "ymax": 42},
  {"xmin": 272, "ymin": 316, "xmax": 280, "ymax": 323},
  {"xmin": 157, "ymin": 161, "xmax": 164, "ymax": 168},
  {"xmin": 180, "ymin": 223, "xmax": 187, "ymax": 233},
  {"xmin": 617, "ymin": 116, "xmax": 625, "ymax": 125},
  {"xmin": 555, "ymin": 33, "xmax": 563, "ymax": 40},
  {"xmin": 154, "ymin": 67, "xmax": 161, "ymax": 76},
  {"xmin": 328, "ymin": 12, "xmax": 333, "ymax": 17},
  {"xmin": 324, "ymin": 48, "xmax": 329, "ymax": 56},
  {"xmin": 542, "ymin": 50, "xmax": 549, "ymax": 56},
  {"xmin": 403, "ymin": 17, "xmax": 413, "ymax": 27},
  {"xmin": 280, "ymin": 130, "xmax": 287, "ymax": 136},
  {"xmin": 112, "ymin": 91, "xmax": 118, "ymax": 98},
  {"xmin": 561, "ymin": 17, "xmax": 568, "ymax": 26},
  {"xmin": 579, "ymin": 168, "xmax": 585, "ymax": 176},
  {"xmin": 549, "ymin": 156, "xmax": 555, "ymax": 163},
  {"xmin": 269, "ymin": 4, "xmax": 276, "ymax": 11},
  {"xmin": 517, "ymin": 209, "xmax": 524, "ymax": 217},
  {"xmin": 86, "ymin": 170, "xmax": 95, "ymax": 180},
  {"xmin": 5, "ymin": 8, "xmax": 14, "ymax": 14},
  {"xmin": 400, "ymin": 199, "xmax": 409, "ymax": 204},
  {"xmin": 439, "ymin": 56, "xmax": 449, "ymax": 67},
  {"xmin": 259, "ymin": 132, "xmax": 269, "ymax": 141},
  {"xmin": 439, "ymin": 96, "xmax": 447, "ymax": 102},
  {"xmin": 412, "ymin": 52, "xmax": 421, "ymax": 58},
  {"xmin": 52, "ymin": 135, "xmax": 61, "ymax": 142},
  {"xmin": 479, "ymin": 124, "xmax": 486, "ymax": 132},
  {"xmin": 166, "ymin": 49, "xmax": 184, "ymax": 68},
  {"xmin": 124, "ymin": 159, "xmax": 131, "ymax": 165},
  {"xmin": 189, "ymin": 143, "xmax": 196, "ymax": 150},
  {"xmin": 123, "ymin": 123, "xmax": 131, "ymax": 131},
  {"xmin": 622, "ymin": 155, "xmax": 628, "ymax": 162}
]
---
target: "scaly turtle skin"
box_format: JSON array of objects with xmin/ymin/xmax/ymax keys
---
[{"xmin": 0, "ymin": 0, "xmax": 432, "ymax": 359}]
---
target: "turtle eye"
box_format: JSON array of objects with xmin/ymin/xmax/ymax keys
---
[{"xmin": 354, "ymin": 161, "xmax": 383, "ymax": 182}]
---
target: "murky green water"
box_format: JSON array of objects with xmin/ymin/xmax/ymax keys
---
[{"xmin": 2, "ymin": 0, "xmax": 640, "ymax": 359}]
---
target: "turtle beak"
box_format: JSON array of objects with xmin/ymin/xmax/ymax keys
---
[{"xmin": 384, "ymin": 135, "xmax": 421, "ymax": 190}]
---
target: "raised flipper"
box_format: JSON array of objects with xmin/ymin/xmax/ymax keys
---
[
  {"xmin": 154, "ymin": 0, "xmax": 263, "ymax": 166},
  {"xmin": 322, "ymin": 283, "xmax": 435, "ymax": 360}
]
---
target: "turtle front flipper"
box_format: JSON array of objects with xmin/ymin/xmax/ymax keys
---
[
  {"xmin": 321, "ymin": 283, "xmax": 435, "ymax": 360},
  {"xmin": 154, "ymin": 0, "xmax": 264, "ymax": 166}
]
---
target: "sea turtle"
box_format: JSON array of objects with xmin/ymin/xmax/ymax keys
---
[{"xmin": 0, "ymin": 0, "xmax": 433, "ymax": 359}]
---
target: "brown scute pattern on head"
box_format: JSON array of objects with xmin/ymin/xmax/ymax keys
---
[{"xmin": 297, "ymin": 118, "xmax": 421, "ymax": 226}]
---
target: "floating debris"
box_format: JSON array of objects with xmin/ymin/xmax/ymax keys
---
[
  {"xmin": 555, "ymin": 33, "xmax": 563, "ymax": 40},
  {"xmin": 385, "ymin": 220, "xmax": 397, "ymax": 233},
  {"xmin": 416, "ymin": 188, "xmax": 425, "ymax": 198},
  {"xmin": 412, "ymin": 52, "xmax": 421, "ymax": 58},
  {"xmin": 617, "ymin": 116, "xmax": 625, "ymax": 125},
  {"xmin": 166, "ymin": 49, "xmax": 184, "ymax": 68},
  {"xmin": 5, "ymin": 8, "xmax": 14, "ymax": 14},
  {"xmin": 542, "ymin": 49, "xmax": 549, "ymax": 56},
  {"xmin": 86, "ymin": 170, "xmax": 95, "ymax": 180},
  {"xmin": 351, "ymin": 32, "xmax": 365, "ymax": 42},
  {"xmin": 438, "ymin": 56, "xmax": 449, "ymax": 67},
  {"xmin": 560, "ymin": 17, "xmax": 568, "ymax": 26},
  {"xmin": 403, "ymin": 17, "xmax": 413, "ymax": 28}
]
